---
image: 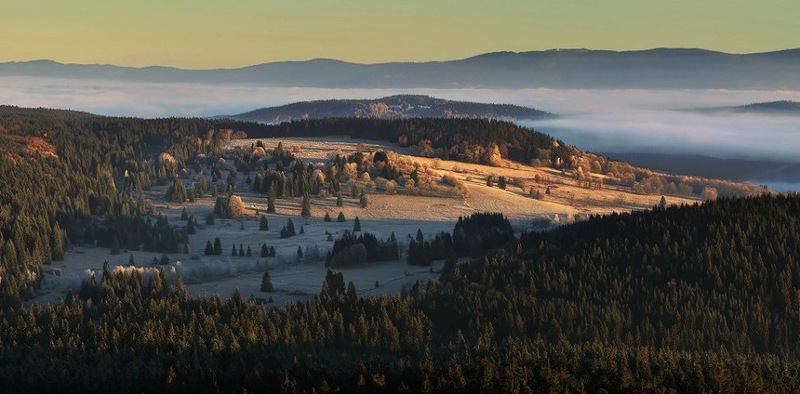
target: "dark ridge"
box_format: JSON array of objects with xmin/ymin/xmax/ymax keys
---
[
  {"xmin": 3, "ymin": 48, "xmax": 799, "ymax": 89},
  {"xmin": 228, "ymin": 95, "xmax": 555, "ymax": 123}
]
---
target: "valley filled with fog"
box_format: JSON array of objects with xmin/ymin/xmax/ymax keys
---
[{"xmin": 3, "ymin": 77, "xmax": 799, "ymax": 189}]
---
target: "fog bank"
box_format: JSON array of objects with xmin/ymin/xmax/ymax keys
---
[{"xmin": 2, "ymin": 77, "xmax": 799, "ymax": 163}]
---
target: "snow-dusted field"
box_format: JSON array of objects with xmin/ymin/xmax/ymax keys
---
[{"xmin": 29, "ymin": 136, "xmax": 699, "ymax": 306}]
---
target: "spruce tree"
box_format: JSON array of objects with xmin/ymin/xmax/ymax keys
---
[
  {"xmin": 347, "ymin": 281, "xmax": 357, "ymax": 299},
  {"xmin": 167, "ymin": 178, "xmax": 188, "ymax": 203},
  {"xmin": 110, "ymin": 235, "xmax": 120, "ymax": 255},
  {"xmin": 324, "ymin": 212, "xmax": 332, "ymax": 222},
  {"xmin": 353, "ymin": 216, "xmax": 361, "ymax": 232},
  {"xmin": 260, "ymin": 271, "xmax": 273, "ymax": 292},
  {"xmin": 337, "ymin": 212, "xmax": 346, "ymax": 222},
  {"xmin": 213, "ymin": 238, "xmax": 222, "ymax": 255},
  {"xmin": 301, "ymin": 194, "xmax": 311, "ymax": 217},
  {"xmin": 259, "ymin": 215, "xmax": 269, "ymax": 231},
  {"xmin": 205, "ymin": 240, "xmax": 214, "ymax": 255},
  {"xmin": 186, "ymin": 217, "xmax": 196, "ymax": 234},
  {"xmin": 336, "ymin": 194, "xmax": 344, "ymax": 207}
]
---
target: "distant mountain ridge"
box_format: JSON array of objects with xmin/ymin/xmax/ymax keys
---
[
  {"xmin": 736, "ymin": 101, "xmax": 800, "ymax": 114},
  {"xmin": 2, "ymin": 48, "xmax": 800, "ymax": 89},
  {"xmin": 691, "ymin": 100, "xmax": 800, "ymax": 116},
  {"xmin": 228, "ymin": 95, "xmax": 554, "ymax": 123}
]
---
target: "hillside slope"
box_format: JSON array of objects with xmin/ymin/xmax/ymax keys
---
[{"xmin": 229, "ymin": 95, "xmax": 554, "ymax": 123}]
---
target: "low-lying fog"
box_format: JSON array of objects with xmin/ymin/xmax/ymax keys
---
[{"xmin": 3, "ymin": 77, "xmax": 799, "ymax": 188}]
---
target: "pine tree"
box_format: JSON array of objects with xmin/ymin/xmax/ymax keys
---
[
  {"xmin": 186, "ymin": 217, "xmax": 196, "ymax": 234},
  {"xmin": 338, "ymin": 212, "xmax": 346, "ymax": 222},
  {"xmin": 261, "ymin": 243, "xmax": 268, "ymax": 258},
  {"xmin": 347, "ymin": 281, "xmax": 357, "ymax": 299},
  {"xmin": 259, "ymin": 215, "xmax": 269, "ymax": 231},
  {"xmin": 239, "ymin": 244, "xmax": 245, "ymax": 256},
  {"xmin": 324, "ymin": 212, "xmax": 332, "ymax": 222},
  {"xmin": 297, "ymin": 246, "xmax": 304, "ymax": 260},
  {"xmin": 299, "ymin": 226, "xmax": 305, "ymax": 234},
  {"xmin": 336, "ymin": 194, "xmax": 344, "ymax": 207},
  {"xmin": 213, "ymin": 238, "xmax": 222, "ymax": 255},
  {"xmin": 260, "ymin": 271, "xmax": 273, "ymax": 292},
  {"xmin": 354, "ymin": 216, "xmax": 361, "ymax": 232},
  {"xmin": 359, "ymin": 191, "xmax": 369, "ymax": 208},
  {"xmin": 181, "ymin": 207, "xmax": 189, "ymax": 220},
  {"xmin": 110, "ymin": 235, "xmax": 121, "ymax": 255},
  {"xmin": 167, "ymin": 177, "xmax": 188, "ymax": 203},
  {"xmin": 267, "ymin": 198, "xmax": 276, "ymax": 213},
  {"xmin": 232, "ymin": 244, "xmax": 238, "ymax": 256},
  {"xmin": 246, "ymin": 245, "xmax": 252, "ymax": 256},
  {"xmin": 301, "ymin": 194, "xmax": 311, "ymax": 217},
  {"xmin": 205, "ymin": 240, "xmax": 214, "ymax": 255}
]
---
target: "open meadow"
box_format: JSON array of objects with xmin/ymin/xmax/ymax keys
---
[{"xmin": 31, "ymin": 136, "xmax": 701, "ymax": 306}]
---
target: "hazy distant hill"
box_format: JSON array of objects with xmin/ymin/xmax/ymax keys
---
[
  {"xmin": 228, "ymin": 95, "xmax": 554, "ymax": 123},
  {"xmin": 608, "ymin": 152, "xmax": 800, "ymax": 185},
  {"xmin": 689, "ymin": 100, "xmax": 800, "ymax": 116},
  {"xmin": 2, "ymin": 48, "xmax": 800, "ymax": 89}
]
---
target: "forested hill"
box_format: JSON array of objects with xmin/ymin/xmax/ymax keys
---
[
  {"xmin": 235, "ymin": 117, "xmax": 577, "ymax": 166},
  {"xmin": 0, "ymin": 106, "xmax": 570, "ymax": 306},
  {"xmin": 691, "ymin": 100, "xmax": 800, "ymax": 116},
  {"xmin": 229, "ymin": 95, "xmax": 554, "ymax": 123},
  {"xmin": 731, "ymin": 100, "xmax": 800, "ymax": 115},
  {"xmin": 1, "ymin": 195, "xmax": 799, "ymax": 391}
]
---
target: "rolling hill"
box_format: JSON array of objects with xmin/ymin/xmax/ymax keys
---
[
  {"xmin": 699, "ymin": 100, "xmax": 800, "ymax": 115},
  {"xmin": 2, "ymin": 48, "xmax": 800, "ymax": 89},
  {"xmin": 227, "ymin": 95, "xmax": 554, "ymax": 123}
]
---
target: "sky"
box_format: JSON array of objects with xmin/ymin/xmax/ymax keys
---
[{"xmin": 2, "ymin": 0, "xmax": 799, "ymax": 68}]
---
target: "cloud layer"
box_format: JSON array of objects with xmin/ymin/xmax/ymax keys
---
[{"xmin": 2, "ymin": 78, "xmax": 799, "ymax": 163}]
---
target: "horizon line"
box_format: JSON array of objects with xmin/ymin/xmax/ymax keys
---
[{"xmin": 2, "ymin": 46, "xmax": 799, "ymax": 71}]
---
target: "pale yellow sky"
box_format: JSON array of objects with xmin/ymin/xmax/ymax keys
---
[{"xmin": 2, "ymin": 0, "xmax": 798, "ymax": 68}]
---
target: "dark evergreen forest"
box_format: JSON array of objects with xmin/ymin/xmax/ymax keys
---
[
  {"xmin": 1, "ymin": 106, "xmax": 798, "ymax": 391},
  {"xmin": 2, "ymin": 194, "xmax": 799, "ymax": 391}
]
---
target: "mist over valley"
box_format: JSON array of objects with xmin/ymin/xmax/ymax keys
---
[{"xmin": 3, "ymin": 76, "xmax": 799, "ymax": 187}]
